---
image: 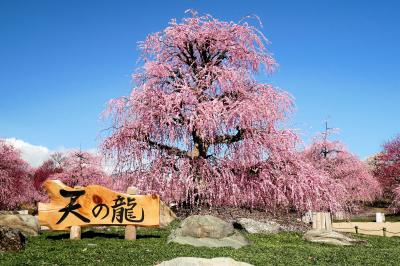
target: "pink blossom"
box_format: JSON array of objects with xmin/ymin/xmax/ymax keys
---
[
  {"xmin": 303, "ymin": 136, "xmax": 382, "ymax": 211},
  {"xmin": 46, "ymin": 151, "xmax": 113, "ymax": 188},
  {"xmin": 0, "ymin": 140, "xmax": 34, "ymax": 210},
  {"xmin": 102, "ymin": 12, "xmax": 345, "ymax": 213}
]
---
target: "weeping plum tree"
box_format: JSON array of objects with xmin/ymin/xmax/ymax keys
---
[
  {"xmin": 302, "ymin": 125, "xmax": 381, "ymax": 210},
  {"xmin": 374, "ymin": 135, "xmax": 400, "ymax": 196},
  {"xmin": 102, "ymin": 11, "xmax": 345, "ymax": 213},
  {"xmin": 0, "ymin": 140, "xmax": 34, "ymax": 210},
  {"xmin": 373, "ymin": 135, "xmax": 400, "ymax": 210}
]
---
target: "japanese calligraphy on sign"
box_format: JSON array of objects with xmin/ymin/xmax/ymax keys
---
[{"xmin": 38, "ymin": 180, "xmax": 160, "ymax": 230}]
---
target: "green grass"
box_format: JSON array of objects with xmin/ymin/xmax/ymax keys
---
[{"xmin": 1, "ymin": 225, "xmax": 400, "ymax": 266}]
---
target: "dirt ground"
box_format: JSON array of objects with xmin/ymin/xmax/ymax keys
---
[{"xmin": 333, "ymin": 221, "xmax": 400, "ymax": 237}]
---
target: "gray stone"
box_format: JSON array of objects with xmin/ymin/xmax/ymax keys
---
[
  {"xmin": 168, "ymin": 231, "xmax": 250, "ymax": 249},
  {"xmin": 168, "ymin": 215, "xmax": 250, "ymax": 249},
  {"xmin": 17, "ymin": 210, "xmax": 29, "ymax": 215},
  {"xmin": 40, "ymin": 225, "xmax": 50, "ymax": 231},
  {"xmin": 0, "ymin": 226, "xmax": 26, "ymax": 252},
  {"xmin": 178, "ymin": 215, "xmax": 234, "ymax": 239},
  {"xmin": 156, "ymin": 257, "xmax": 253, "ymax": 266},
  {"xmin": 0, "ymin": 211, "xmax": 18, "ymax": 215},
  {"xmin": 160, "ymin": 201, "xmax": 177, "ymax": 228},
  {"xmin": 0, "ymin": 214, "xmax": 40, "ymax": 236},
  {"xmin": 234, "ymin": 218, "xmax": 281, "ymax": 234},
  {"xmin": 303, "ymin": 229, "xmax": 362, "ymax": 246}
]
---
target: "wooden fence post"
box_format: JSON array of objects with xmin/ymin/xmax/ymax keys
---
[
  {"xmin": 376, "ymin": 213, "xmax": 385, "ymax": 223},
  {"xmin": 325, "ymin": 212, "xmax": 332, "ymax": 231},
  {"xmin": 312, "ymin": 212, "xmax": 332, "ymax": 231},
  {"xmin": 125, "ymin": 186, "xmax": 139, "ymax": 240},
  {"xmin": 70, "ymin": 225, "xmax": 81, "ymax": 240},
  {"xmin": 312, "ymin": 212, "xmax": 317, "ymax": 229}
]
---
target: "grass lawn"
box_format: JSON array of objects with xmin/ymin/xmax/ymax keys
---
[{"xmin": 1, "ymin": 224, "xmax": 400, "ymax": 266}]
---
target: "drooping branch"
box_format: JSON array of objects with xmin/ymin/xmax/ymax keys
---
[
  {"xmin": 147, "ymin": 139, "xmax": 189, "ymax": 158},
  {"xmin": 214, "ymin": 128, "xmax": 247, "ymax": 144}
]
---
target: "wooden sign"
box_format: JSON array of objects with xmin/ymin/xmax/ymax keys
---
[{"xmin": 38, "ymin": 180, "xmax": 160, "ymax": 230}]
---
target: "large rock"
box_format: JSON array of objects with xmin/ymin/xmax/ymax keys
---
[
  {"xmin": 234, "ymin": 218, "xmax": 281, "ymax": 234},
  {"xmin": 0, "ymin": 214, "xmax": 39, "ymax": 236},
  {"xmin": 0, "ymin": 211, "xmax": 18, "ymax": 215},
  {"xmin": 178, "ymin": 215, "xmax": 234, "ymax": 238},
  {"xmin": 168, "ymin": 215, "xmax": 250, "ymax": 249},
  {"xmin": 160, "ymin": 201, "xmax": 177, "ymax": 228},
  {"xmin": 303, "ymin": 229, "xmax": 362, "ymax": 246},
  {"xmin": 168, "ymin": 230, "xmax": 250, "ymax": 249},
  {"xmin": 156, "ymin": 257, "xmax": 253, "ymax": 266},
  {"xmin": 0, "ymin": 226, "xmax": 26, "ymax": 252}
]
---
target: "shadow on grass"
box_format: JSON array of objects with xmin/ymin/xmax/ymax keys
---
[{"xmin": 46, "ymin": 231, "xmax": 161, "ymax": 240}]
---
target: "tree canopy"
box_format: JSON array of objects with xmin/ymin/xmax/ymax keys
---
[
  {"xmin": 373, "ymin": 135, "xmax": 400, "ymax": 210},
  {"xmin": 303, "ymin": 134, "xmax": 381, "ymax": 211},
  {"xmin": 102, "ymin": 11, "xmax": 346, "ymax": 213},
  {"xmin": 0, "ymin": 140, "xmax": 33, "ymax": 210},
  {"xmin": 34, "ymin": 151, "xmax": 112, "ymax": 188}
]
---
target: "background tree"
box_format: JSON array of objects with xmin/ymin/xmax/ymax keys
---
[
  {"xmin": 34, "ymin": 150, "xmax": 112, "ymax": 189},
  {"xmin": 103, "ymin": 11, "xmax": 344, "ymax": 213},
  {"xmin": 302, "ymin": 124, "xmax": 381, "ymax": 211},
  {"xmin": 33, "ymin": 155, "xmax": 63, "ymax": 189},
  {"xmin": 0, "ymin": 140, "xmax": 34, "ymax": 210},
  {"xmin": 374, "ymin": 135, "xmax": 400, "ymax": 209}
]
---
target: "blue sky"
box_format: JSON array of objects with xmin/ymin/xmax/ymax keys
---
[{"xmin": 0, "ymin": 0, "xmax": 399, "ymax": 160}]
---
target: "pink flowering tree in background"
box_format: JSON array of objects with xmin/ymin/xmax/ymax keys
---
[
  {"xmin": 373, "ymin": 135, "xmax": 400, "ymax": 211},
  {"xmin": 0, "ymin": 140, "xmax": 35, "ymax": 210},
  {"xmin": 32, "ymin": 151, "xmax": 124, "ymax": 207},
  {"xmin": 102, "ymin": 11, "xmax": 345, "ymax": 214},
  {"xmin": 38, "ymin": 150, "xmax": 113, "ymax": 188},
  {"xmin": 33, "ymin": 155, "xmax": 63, "ymax": 189},
  {"xmin": 392, "ymin": 186, "xmax": 400, "ymax": 212},
  {"xmin": 302, "ymin": 126, "xmax": 382, "ymax": 211}
]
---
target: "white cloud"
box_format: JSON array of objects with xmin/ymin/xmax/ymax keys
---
[
  {"xmin": 2, "ymin": 138, "xmax": 115, "ymax": 173},
  {"xmin": 4, "ymin": 138, "xmax": 52, "ymax": 168}
]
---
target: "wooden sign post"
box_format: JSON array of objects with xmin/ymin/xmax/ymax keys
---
[
  {"xmin": 312, "ymin": 212, "xmax": 332, "ymax": 231},
  {"xmin": 38, "ymin": 180, "xmax": 160, "ymax": 239},
  {"xmin": 125, "ymin": 186, "xmax": 139, "ymax": 240}
]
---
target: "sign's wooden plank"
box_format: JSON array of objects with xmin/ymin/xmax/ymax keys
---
[{"xmin": 38, "ymin": 180, "xmax": 160, "ymax": 230}]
